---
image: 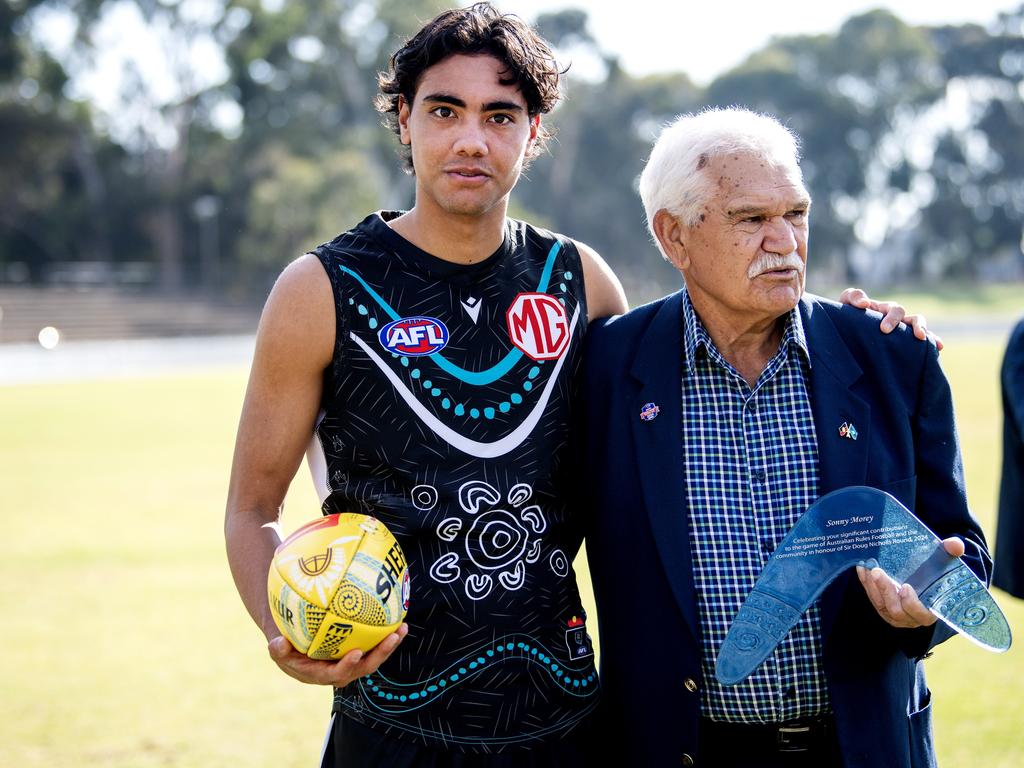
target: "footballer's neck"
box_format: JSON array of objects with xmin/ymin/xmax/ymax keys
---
[{"xmin": 388, "ymin": 200, "xmax": 508, "ymax": 266}]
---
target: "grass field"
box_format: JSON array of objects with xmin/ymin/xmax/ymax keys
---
[
  {"xmin": 813, "ymin": 282, "xmax": 1024, "ymax": 321},
  {"xmin": 2, "ymin": 333, "xmax": 1023, "ymax": 767}
]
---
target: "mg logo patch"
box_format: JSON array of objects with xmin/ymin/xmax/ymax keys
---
[
  {"xmin": 505, "ymin": 293, "xmax": 569, "ymax": 361},
  {"xmin": 378, "ymin": 316, "xmax": 449, "ymax": 356}
]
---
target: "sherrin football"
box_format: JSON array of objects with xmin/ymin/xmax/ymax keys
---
[{"xmin": 267, "ymin": 513, "xmax": 410, "ymax": 660}]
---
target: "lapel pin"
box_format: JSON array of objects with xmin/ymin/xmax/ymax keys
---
[
  {"xmin": 839, "ymin": 422, "xmax": 859, "ymax": 440},
  {"xmin": 640, "ymin": 402, "xmax": 660, "ymax": 422}
]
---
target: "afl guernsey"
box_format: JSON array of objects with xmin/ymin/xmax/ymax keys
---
[{"xmin": 307, "ymin": 212, "xmax": 598, "ymax": 751}]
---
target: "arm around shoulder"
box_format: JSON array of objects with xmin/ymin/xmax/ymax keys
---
[{"xmin": 576, "ymin": 240, "xmax": 628, "ymax": 321}]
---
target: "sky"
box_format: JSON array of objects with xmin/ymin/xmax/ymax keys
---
[{"xmin": 501, "ymin": 0, "xmax": 1022, "ymax": 85}]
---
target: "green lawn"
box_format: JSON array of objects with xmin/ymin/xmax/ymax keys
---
[
  {"xmin": 808, "ymin": 282, "xmax": 1024, "ymax": 321},
  {"xmin": 1, "ymin": 333, "xmax": 1022, "ymax": 766}
]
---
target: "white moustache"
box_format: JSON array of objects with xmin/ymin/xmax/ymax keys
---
[{"xmin": 748, "ymin": 252, "xmax": 804, "ymax": 280}]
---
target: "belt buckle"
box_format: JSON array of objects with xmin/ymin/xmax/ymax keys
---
[{"xmin": 776, "ymin": 723, "xmax": 812, "ymax": 753}]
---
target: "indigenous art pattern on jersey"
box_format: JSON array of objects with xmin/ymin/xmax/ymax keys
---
[{"xmin": 308, "ymin": 213, "xmax": 597, "ymax": 751}]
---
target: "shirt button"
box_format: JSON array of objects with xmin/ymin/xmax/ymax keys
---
[
  {"xmin": 761, "ymin": 540, "xmax": 774, "ymax": 554},
  {"xmin": 684, "ymin": 678, "xmax": 698, "ymax": 693},
  {"xmin": 751, "ymin": 468, "xmax": 766, "ymax": 482},
  {"xmin": 681, "ymin": 755, "xmax": 695, "ymax": 766},
  {"xmin": 747, "ymin": 398, "xmax": 758, "ymax": 413}
]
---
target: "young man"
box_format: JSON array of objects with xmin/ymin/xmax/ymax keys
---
[
  {"xmin": 225, "ymin": 4, "xmax": 926, "ymax": 764},
  {"xmin": 226, "ymin": 5, "xmax": 625, "ymax": 764}
]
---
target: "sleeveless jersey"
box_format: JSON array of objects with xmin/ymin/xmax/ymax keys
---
[{"xmin": 308, "ymin": 212, "xmax": 599, "ymax": 751}]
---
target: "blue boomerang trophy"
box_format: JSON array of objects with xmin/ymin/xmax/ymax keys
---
[{"xmin": 716, "ymin": 486, "xmax": 1012, "ymax": 686}]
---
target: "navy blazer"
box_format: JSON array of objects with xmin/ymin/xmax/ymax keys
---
[{"xmin": 580, "ymin": 291, "xmax": 991, "ymax": 768}]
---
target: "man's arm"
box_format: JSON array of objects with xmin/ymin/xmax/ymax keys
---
[
  {"xmin": 577, "ymin": 241, "xmax": 628, "ymax": 321},
  {"xmin": 224, "ymin": 254, "xmax": 405, "ymax": 686}
]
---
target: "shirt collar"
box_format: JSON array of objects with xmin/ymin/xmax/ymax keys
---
[{"xmin": 681, "ymin": 289, "xmax": 811, "ymax": 374}]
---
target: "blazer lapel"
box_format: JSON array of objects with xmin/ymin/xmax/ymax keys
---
[
  {"xmin": 628, "ymin": 291, "xmax": 700, "ymax": 637},
  {"xmin": 801, "ymin": 296, "xmax": 871, "ymax": 636}
]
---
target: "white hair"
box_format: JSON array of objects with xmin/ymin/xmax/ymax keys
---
[{"xmin": 638, "ymin": 107, "xmax": 805, "ymax": 259}]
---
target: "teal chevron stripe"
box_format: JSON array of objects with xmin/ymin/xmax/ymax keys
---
[
  {"xmin": 338, "ymin": 241, "xmax": 564, "ymax": 386},
  {"xmin": 338, "ymin": 265, "xmax": 402, "ymax": 322}
]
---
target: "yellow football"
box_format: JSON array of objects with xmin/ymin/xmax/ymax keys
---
[{"xmin": 267, "ymin": 513, "xmax": 410, "ymax": 660}]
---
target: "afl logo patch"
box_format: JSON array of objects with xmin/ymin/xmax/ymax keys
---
[
  {"xmin": 378, "ymin": 316, "xmax": 449, "ymax": 356},
  {"xmin": 506, "ymin": 293, "xmax": 570, "ymax": 361},
  {"xmin": 401, "ymin": 570, "xmax": 411, "ymax": 611},
  {"xmin": 639, "ymin": 402, "xmax": 660, "ymax": 422}
]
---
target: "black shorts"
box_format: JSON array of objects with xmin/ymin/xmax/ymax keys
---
[{"xmin": 320, "ymin": 712, "xmax": 597, "ymax": 768}]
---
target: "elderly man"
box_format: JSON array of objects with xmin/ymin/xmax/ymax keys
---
[{"xmin": 580, "ymin": 108, "xmax": 991, "ymax": 767}]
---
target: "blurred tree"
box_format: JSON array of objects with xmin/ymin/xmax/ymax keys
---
[
  {"xmin": 3, "ymin": 0, "xmax": 446, "ymax": 292},
  {"xmin": 236, "ymin": 144, "xmax": 383, "ymax": 291},
  {"xmin": 516, "ymin": 10, "xmax": 701, "ymax": 301},
  {"xmin": 916, "ymin": 5, "xmax": 1024, "ymax": 280},
  {"xmin": 706, "ymin": 10, "xmax": 943, "ymax": 283},
  {"xmin": 533, "ymin": 7, "xmax": 591, "ymax": 49},
  {"xmin": 0, "ymin": 0, "xmax": 129, "ymax": 283},
  {"xmin": 3, "ymin": 2, "xmax": 1022, "ymax": 296},
  {"xmin": 211, "ymin": 0, "xmax": 448, "ymax": 290},
  {"xmin": 0, "ymin": 0, "xmax": 234, "ymax": 289}
]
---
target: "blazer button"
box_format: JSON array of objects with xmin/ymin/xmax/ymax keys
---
[
  {"xmin": 684, "ymin": 677, "xmax": 698, "ymax": 693},
  {"xmin": 681, "ymin": 754, "xmax": 695, "ymax": 766}
]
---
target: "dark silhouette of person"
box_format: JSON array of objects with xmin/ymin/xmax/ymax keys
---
[{"xmin": 995, "ymin": 317, "xmax": 1024, "ymax": 598}]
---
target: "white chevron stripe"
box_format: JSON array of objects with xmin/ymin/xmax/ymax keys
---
[{"xmin": 349, "ymin": 305, "xmax": 580, "ymax": 459}]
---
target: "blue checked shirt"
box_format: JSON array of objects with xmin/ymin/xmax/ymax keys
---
[{"xmin": 680, "ymin": 291, "xmax": 830, "ymax": 723}]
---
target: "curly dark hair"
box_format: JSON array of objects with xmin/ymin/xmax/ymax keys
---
[{"xmin": 376, "ymin": 2, "xmax": 563, "ymax": 171}]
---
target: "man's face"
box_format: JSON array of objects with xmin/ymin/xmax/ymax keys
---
[
  {"xmin": 670, "ymin": 152, "xmax": 811, "ymax": 326},
  {"xmin": 397, "ymin": 54, "xmax": 539, "ymax": 219}
]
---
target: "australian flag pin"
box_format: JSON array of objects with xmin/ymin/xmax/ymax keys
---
[
  {"xmin": 640, "ymin": 402, "xmax": 661, "ymax": 422},
  {"xmin": 838, "ymin": 421, "xmax": 859, "ymax": 440}
]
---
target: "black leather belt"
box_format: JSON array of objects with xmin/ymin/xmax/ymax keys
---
[{"xmin": 699, "ymin": 716, "xmax": 834, "ymax": 754}]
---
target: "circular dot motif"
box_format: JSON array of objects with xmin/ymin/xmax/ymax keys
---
[
  {"xmin": 411, "ymin": 484, "xmax": 439, "ymax": 511},
  {"xmin": 465, "ymin": 511, "xmax": 528, "ymax": 570}
]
